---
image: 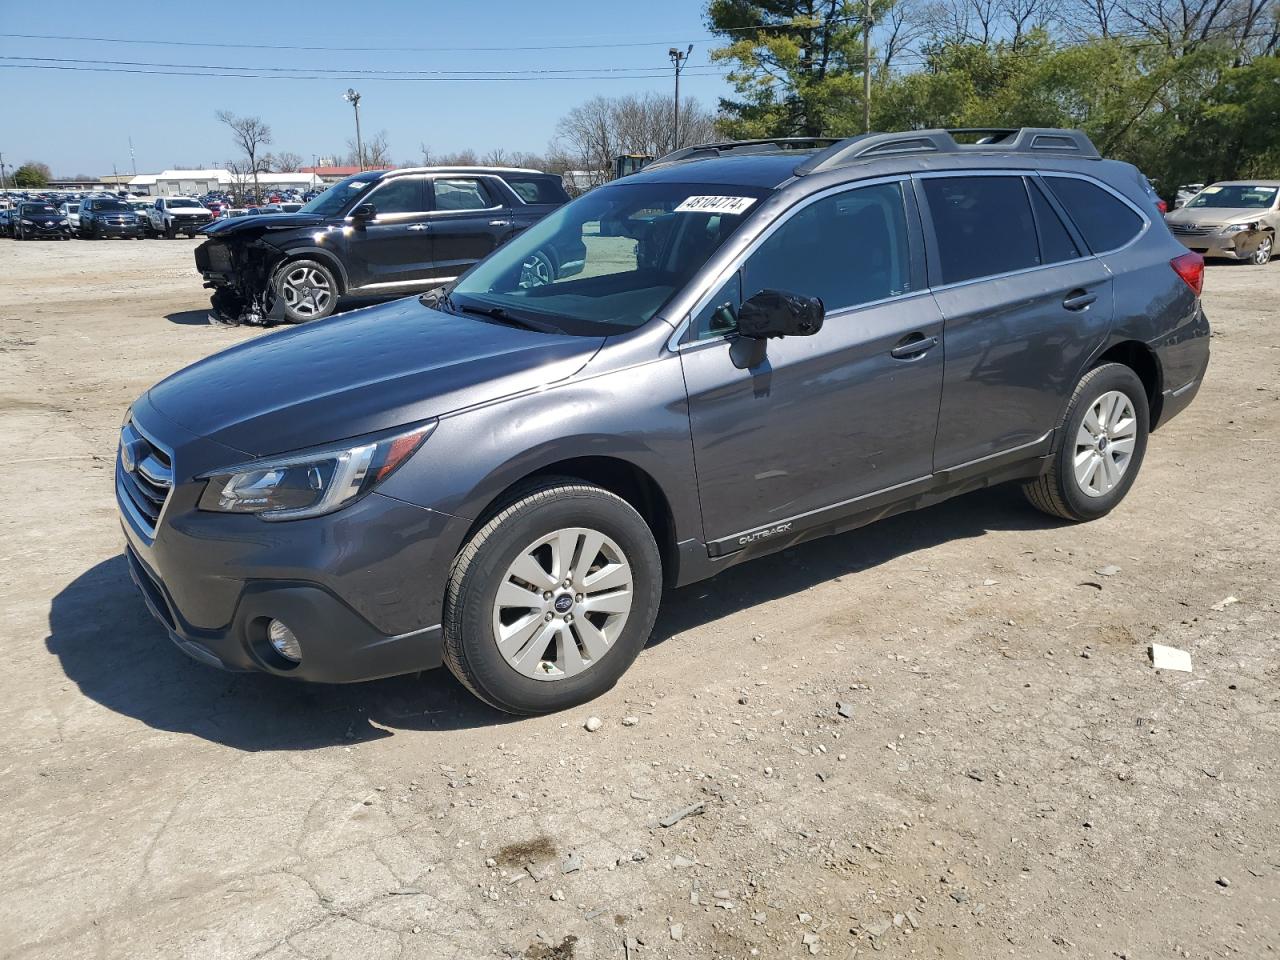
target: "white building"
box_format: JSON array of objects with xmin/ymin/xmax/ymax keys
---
[{"xmin": 128, "ymin": 169, "xmax": 320, "ymax": 196}]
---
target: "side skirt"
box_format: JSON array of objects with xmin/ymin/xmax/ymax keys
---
[{"xmin": 673, "ymin": 432, "xmax": 1054, "ymax": 586}]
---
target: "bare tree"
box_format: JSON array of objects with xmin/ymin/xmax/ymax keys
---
[
  {"xmin": 215, "ymin": 111, "xmax": 272, "ymax": 202},
  {"xmin": 346, "ymin": 130, "xmax": 392, "ymax": 168},
  {"xmin": 271, "ymin": 151, "xmax": 304, "ymax": 172},
  {"xmin": 552, "ymin": 93, "xmax": 717, "ymax": 179}
]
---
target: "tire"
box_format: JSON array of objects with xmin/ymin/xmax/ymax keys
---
[
  {"xmin": 274, "ymin": 259, "xmax": 339, "ymax": 323},
  {"xmin": 443, "ymin": 479, "xmax": 662, "ymax": 715},
  {"xmin": 164, "ymin": 222, "xmax": 176, "ymax": 239},
  {"xmin": 1251, "ymin": 232, "xmax": 1273, "ymax": 265},
  {"xmin": 1023, "ymin": 363, "xmax": 1149, "ymax": 522},
  {"xmin": 518, "ymin": 249, "xmax": 557, "ymax": 288}
]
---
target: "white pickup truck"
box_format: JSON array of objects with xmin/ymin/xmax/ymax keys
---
[{"xmin": 144, "ymin": 196, "xmax": 214, "ymax": 238}]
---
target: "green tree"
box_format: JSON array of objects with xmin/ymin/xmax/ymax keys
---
[
  {"xmin": 12, "ymin": 162, "xmax": 51, "ymax": 188},
  {"xmin": 707, "ymin": 0, "xmax": 871, "ymax": 138}
]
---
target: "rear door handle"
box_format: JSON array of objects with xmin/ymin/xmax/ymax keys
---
[
  {"xmin": 890, "ymin": 333, "xmax": 939, "ymax": 359},
  {"xmin": 407, "ymin": 223, "xmax": 429, "ymax": 232},
  {"xmin": 1063, "ymin": 289, "xmax": 1097, "ymax": 311}
]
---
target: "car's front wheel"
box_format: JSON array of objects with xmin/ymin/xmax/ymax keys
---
[
  {"xmin": 1023, "ymin": 362, "xmax": 1150, "ymax": 522},
  {"xmin": 1251, "ymin": 232, "xmax": 1273, "ymax": 265},
  {"xmin": 274, "ymin": 259, "xmax": 338, "ymax": 322},
  {"xmin": 443, "ymin": 480, "xmax": 662, "ymax": 715}
]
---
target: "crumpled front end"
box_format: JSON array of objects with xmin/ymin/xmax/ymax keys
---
[{"xmin": 194, "ymin": 235, "xmax": 287, "ymax": 325}]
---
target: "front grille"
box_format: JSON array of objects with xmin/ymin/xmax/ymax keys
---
[
  {"xmin": 117, "ymin": 422, "xmax": 174, "ymax": 540},
  {"xmin": 1169, "ymin": 223, "xmax": 1216, "ymax": 236}
]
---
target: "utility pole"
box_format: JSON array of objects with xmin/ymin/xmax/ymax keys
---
[
  {"xmin": 128, "ymin": 135, "xmax": 137, "ymax": 176},
  {"xmin": 343, "ymin": 88, "xmax": 364, "ymax": 171},
  {"xmin": 668, "ymin": 44, "xmax": 692, "ymax": 150},
  {"xmin": 0, "ymin": 153, "xmax": 7, "ymax": 192},
  {"xmin": 863, "ymin": 0, "xmax": 872, "ymax": 133}
]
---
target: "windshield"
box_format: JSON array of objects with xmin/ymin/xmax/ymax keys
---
[
  {"xmin": 299, "ymin": 174, "xmax": 372, "ymax": 216},
  {"xmin": 1187, "ymin": 185, "xmax": 1278, "ymax": 209},
  {"xmin": 22, "ymin": 204, "xmax": 57, "ymax": 215},
  {"xmin": 98, "ymin": 199, "xmax": 130, "ymax": 211},
  {"xmin": 169, "ymin": 198, "xmax": 203, "ymax": 208},
  {"xmin": 451, "ymin": 181, "xmax": 770, "ymax": 334}
]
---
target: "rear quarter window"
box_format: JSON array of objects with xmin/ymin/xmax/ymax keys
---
[
  {"xmin": 1044, "ymin": 176, "xmax": 1145, "ymax": 253},
  {"xmin": 504, "ymin": 176, "xmax": 570, "ymax": 205}
]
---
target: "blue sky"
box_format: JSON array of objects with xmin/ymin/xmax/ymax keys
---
[{"xmin": 0, "ymin": 0, "xmax": 733, "ymax": 176}]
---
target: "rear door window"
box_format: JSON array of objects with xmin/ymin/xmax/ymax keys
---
[
  {"xmin": 432, "ymin": 178, "xmax": 494, "ymax": 212},
  {"xmin": 1028, "ymin": 179, "xmax": 1081, "ymax": 264},
  {"xmin": 920, "ymin": 176, "xmax": 1039, "ymax": 285},
  {"xmin": 1044, "ymin": 176, "xmax": 1144, "ymax": 253}
]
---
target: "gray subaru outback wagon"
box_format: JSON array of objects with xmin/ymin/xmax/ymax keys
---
[{"xmin": 118, "ymin": 128, "xmax": 1210, "ymax": 714}]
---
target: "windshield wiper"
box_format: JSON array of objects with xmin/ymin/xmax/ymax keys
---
[{"xmin": 445, "ymin": 296, "xmax": 561, "ymax": 334}]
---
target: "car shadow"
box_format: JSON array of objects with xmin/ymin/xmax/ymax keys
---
[
  {"xmin": 48, "ymin": 487, "xmax": 1057, "ymax": 751},
  {"xmin": 164, "ymin": 296, "xmax": 403, "ymax": 328}
]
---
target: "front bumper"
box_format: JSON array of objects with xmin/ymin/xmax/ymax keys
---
[
  {"xmin": 93, "ymin": 220, "xmax": 143, "ymax": 236},
  {"xmin": 115, "ymin": 407, "xmax": 468, "ymax": 682},
  {"xmin": 1171, "ymin": 232, "xmax": 1263, "ymax": 260}
]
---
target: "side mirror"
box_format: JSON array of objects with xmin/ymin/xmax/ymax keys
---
[
  {"xmin": 351, "ymin": 203, "xmax": 376, "ymax": 222},
  {"xmin": 737, "ymin": 289, "xmax": 824, "ymax": 340}
]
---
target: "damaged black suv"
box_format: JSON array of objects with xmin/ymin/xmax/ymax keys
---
[{"xmin": 194, "ymin": 166, "xmax": 570, "ymax": 323}]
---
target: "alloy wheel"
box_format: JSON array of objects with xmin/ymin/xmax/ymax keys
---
[
  {"xmin": 280, "ymin": 265, "xmax": 334, "ymax": 318},
  {"xmin": 491, "ymin": 527, "xmax": 633, "ymax": 680},
  {"xmin": 1073, "ymin": 390, "xmax": 1138, "ymax": 498},
  {"xmin": 518, "ymin": 250, "xmax": 555, "ymax": 288},
  {"xmin": 1253, "ymin": 234, "xmax": 1273, "ymax": 265}
]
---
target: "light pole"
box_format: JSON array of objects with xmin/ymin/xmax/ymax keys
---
[
  {"xmin": 0, "ymin": 153, "xmax": 7, "ymax": 193},
  {"xmin": 343, "ymin": 88, "xmax": 364, "ymax": 171},
  {"xmin": 668, "ymin": 44, "xmax": 692, "ymax": 150}
]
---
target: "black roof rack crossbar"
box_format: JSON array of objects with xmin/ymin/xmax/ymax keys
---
[
  {"xmin": 794, "ymin": 127, "xmax": 1100, "ymax": 176},
  {"xmin": 647, "ymin": 137, "xmax": 842, "ymax": 169}
]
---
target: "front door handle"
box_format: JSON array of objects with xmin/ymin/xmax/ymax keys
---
[
  {"xmin": 1063, "ymin": 289, "xmax": 1097, "ymax": 310},
  {"xmin": 407, "ymin": 223, "xmax": 429, "ymax": 232},
  {"xmin": 890, "ymin": 333, "xmax": 939, "ymax": 359}
]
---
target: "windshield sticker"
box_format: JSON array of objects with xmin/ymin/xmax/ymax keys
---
[
  {"xmin": 347, "ymin": 181, "xmax": 367, "ymax": 190},
  {"xmin": 1200, "ymin": 186, "xmax": 1221, "ymax": 194},
  {"xmin": 675, "ymin": 195, "xmax": 757, "ymax": 215}
]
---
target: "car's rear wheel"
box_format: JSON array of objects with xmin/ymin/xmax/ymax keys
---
[
  {"xmin": 1023, "ymin": 363, "xmax": 1149, "ymax": 522},
  {"xmin": 1252, "ymin": 232, "xmax": 1273, "ymax": 265},
  {"xmin": 275, "ymin": 259, "xmax": 338, "ymax": 323},
  {"xmin": 518, "ymin": 249, "xmax": 556, "ymax": 288},
  {"xmin": 443, "ymin": 480, "xmax": 662, "ymax": 715}
]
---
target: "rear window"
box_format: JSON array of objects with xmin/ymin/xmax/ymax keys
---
[
  {"xmin": 1044, "ymin": 176, "xmax": 1144, "ymax": 253},
  {"xmin": 504, "ymin": 176, "xmax": 570, "ymax": 205},
  {"xmin": 922, "ymin": 176, "xmax": 1039, "ymax": 285}
]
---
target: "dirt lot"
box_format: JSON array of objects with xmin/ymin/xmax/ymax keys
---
[{"xmin": 1, "ymin": 237, "xmax": 1277, "ymax": 960}]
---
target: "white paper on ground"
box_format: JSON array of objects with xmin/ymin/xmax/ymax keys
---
[{"xmin": 1149, "ymin": 644, "xmax": 1193, "ymax": 672}]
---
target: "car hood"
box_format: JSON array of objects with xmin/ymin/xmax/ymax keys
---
[
  {"xmin": 1166, "ymin": 207, "xmax": 1269, "ymax": 226},
  {"xmin": 203, "ymin": 212, "xmax": 325, "ymax": 237},
  {"xmin": 144, "ymin": 297, "xmax": 603, "ymax": 458}
]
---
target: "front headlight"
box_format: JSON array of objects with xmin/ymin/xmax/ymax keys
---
[
  {"xmin": 1221, "ymin": 222, "xmax": 1257, "ymax": 234},
  {"xmin": 197, "ymin": 423, "xmax": 434, "ymax": 520}
]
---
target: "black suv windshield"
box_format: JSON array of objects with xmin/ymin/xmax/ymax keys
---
[
  {"xmin": 22, "ymin": 204, "xmax": 57, "ymax": 215},
  {"xmin": 299, "ymin": 174, "xmax": 375, "ymax": 217},
  {"xmin": 1187, "ymin": 185, "xmax": 1278, "ymax": 209},
  {"xmin": 451, "ymin": 181, "xmax": 769, "ymax": 334},
  {"xmin": 97, "ymin": 199, "xmax": 130, "ymax": 211}
]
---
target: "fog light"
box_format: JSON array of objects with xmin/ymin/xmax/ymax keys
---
[{"xmin": 267, "ymin": 619, "xmax": 302, "ymax": 663}]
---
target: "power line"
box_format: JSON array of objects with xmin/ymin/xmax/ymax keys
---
[
  {"xmin": 0, "ymin": 63, "xmax": 723, "ymax": 82},
  {"xmin": 0, "ymin": 55, "xmax": 724, "ymax": 77},
  {"xmin": 0, "ymin": 20, "xmax": 864, "ymax": 53}
]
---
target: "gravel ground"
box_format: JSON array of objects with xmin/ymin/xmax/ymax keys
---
[{"xmin": 1, "ymin": 237, "xmax": 1277, "ymax": 960}]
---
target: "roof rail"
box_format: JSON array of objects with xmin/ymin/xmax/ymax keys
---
[
  {"xmin": 647, "ymin": 137, "xmax": 842, "ymax": 169},
  {"xmin": 794, "ymin": 127, "xmax": 1100, "ymax": 176}
]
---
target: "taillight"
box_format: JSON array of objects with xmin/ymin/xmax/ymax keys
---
[
  {"xmin": 1156, "ymin": 198, "xmax": 1168, "ymax": 214},
  {"xmin": 1171, "ymin": 251, "xmax": 1204, "ymax": 296}
]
